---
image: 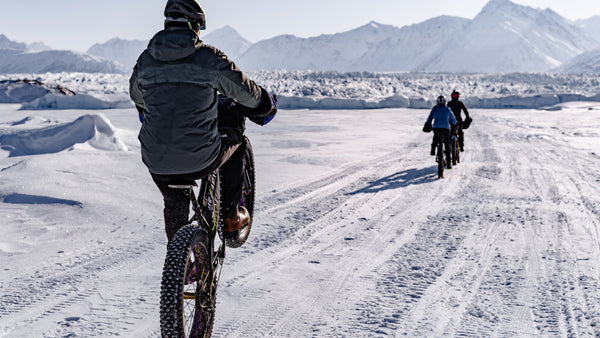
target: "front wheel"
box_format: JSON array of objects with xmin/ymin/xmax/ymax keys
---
[{"xmin": 160, "ymin": 225, "xmax": 216, "ymax": 338}]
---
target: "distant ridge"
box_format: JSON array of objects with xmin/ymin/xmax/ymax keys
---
[
  {"xmin": 1, "ymin": 0, "xmax": 599, "ymax": 74},
  {"xmin": 87, "ymin": 38, "xmax": 148, "ymax": 69},
  {"xmin": 236, "ymin": 0, "xmax": 599, "ymax": 72},
  {"xmin": 0, "ymin": 34, "xmax": 126, "ymax": 74}
]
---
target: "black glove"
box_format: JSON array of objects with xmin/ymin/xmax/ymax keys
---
[
  {"xmin": 247, "ymin": 89, "xmax": 277, "ymax": 126},
  {"xmin": 422, "ymin": 122, "xmax": 432, "ymax": 133}
]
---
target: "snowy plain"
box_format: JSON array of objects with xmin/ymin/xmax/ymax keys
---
[{"xmin": 1, "ymin": 83, "xmax": 599, "ymax": 337}]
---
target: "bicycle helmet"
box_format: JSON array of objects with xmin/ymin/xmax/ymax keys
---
[
  {"xmin": 436, "ymin": 95, "xmax": 446, "ymax": 104},
  {"xmin": 164, "ymin": 0, "xmax": 206, "ymax": 30},
  {"xmin": 451, "ymin": 90, "xmax": 460, "ymax": 99}
]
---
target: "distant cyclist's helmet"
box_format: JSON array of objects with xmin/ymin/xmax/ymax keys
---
[
  {"xmin": 437, "ymin": 95, "xmax": 446, "ymax": 104},
  {"xmin": 451, "ymin": 90, "xmax": 460, "ymax": 99},
  {"xmin": 164, "ymin": 0, "xmax": 206, "ymax": 30}
]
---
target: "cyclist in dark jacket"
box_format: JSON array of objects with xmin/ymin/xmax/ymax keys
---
[
  {"xmin": 447, "ymin": 90, "xmax": 470, "ymax": 152},
  {"xmin": 425, "ymin": 96, "xmax": 457, "ymax": 169},
  {"xmin": 129, "ymin": 0, "xmax": 277, "ymax": 242}
]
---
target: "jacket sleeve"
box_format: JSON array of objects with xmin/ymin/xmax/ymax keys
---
[
  {"xmin": 214, "ymin": 54, "xmax": 277, "ymax": 124},
  {"xmin": 129, "ymin": 62, "xmax": 144, "ymax": 112},
  {"xmin": 215, "ymin": 54, "xmax": 263, "ymax": 109},
  {"xmin": 426, "ymin": 109, "xmax": 434, "ymax": 125}
]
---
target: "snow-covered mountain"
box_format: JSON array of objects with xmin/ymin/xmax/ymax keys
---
[
  {"xmin": 202, "ymin": 25, "xmax": 252, "ymax": 59},
  {"xmin": 2, "ymin": 0, "xmax": 599, "ymax": 74},
  {"xmin": 236, "ymin": 0, "xmax": 599, "ymax": 73},
  {"xmin": 87, "ymin": 38, "xmax": 148, "ymax": 70},
  {"xmin": 0, "ymin": 49, "xmax": 126, "ymax": 74},
  {"xmin": 555, "ymin": 48, "xmax": 600, "ymax": 73},
  {"xmin": 84, "ymin": 26, "xmax": 252, "ymax": 69},
  {"xmin": 419, "ymin": 0, "xmax": 599, "ymax": 72},
  {"xmin": 26, "ymin": 42, "xmax": 53, "ymax": 52},
  {"xmin": 236, "ymin": 21, "xmax": 406, "ymax": 71},
  {"xmin": 576, "ymin": 15, "xmax": 600, "ymax": 41},
  {"xmin": 0, "ymin": 34, "xmax": 27, "ymax": 51},
  {"xmin": 0, "ymin": 35, "xmax": 126, "ymax": 74},
  {"xmin": 349, "ymin": 16, "xmax": 469, "ymax": 72}
]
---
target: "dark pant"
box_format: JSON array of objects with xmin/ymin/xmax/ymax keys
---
[
  {"xmin": 432, "ymin": 128, "xmax": 451, "ymax": 165},
  {"xmin": 151, "ymin": 112, "xmax": 246, "ymax": 242}
]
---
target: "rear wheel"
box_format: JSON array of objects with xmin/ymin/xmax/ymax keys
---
[
  {"xmin": 221, "ymin": 136, "xmax": 256, "ymax": 248},
  {"xmin": 452, "ymin": 135, "xmax": 460, "ymax": 164},
  {"xmin": 437, "ymin": 142, "xmax": 444, "ymax": 179},
  {"xmin": 455, "ymin": 138, "xmax": 460, "ymax": 164},
  {"xmin": 160, "ymin": 225, "xmax": 216, "ymax": 338}
]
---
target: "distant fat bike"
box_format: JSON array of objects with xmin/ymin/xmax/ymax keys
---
[
  {"xmin": 434, "ymin": 137, "xmax": 446, "ymax": 179},
  {"xmin": 159, "ymin": 135, "xmax": 256, "ymax": 338},
  {"xmin": 451, "ymin": 132, "xmax": 460, "ymax": 166}
]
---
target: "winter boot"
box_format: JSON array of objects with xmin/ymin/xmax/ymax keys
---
[{"xmin": 223, "ymin": 206, "xmax": 250, "ymax": 234}]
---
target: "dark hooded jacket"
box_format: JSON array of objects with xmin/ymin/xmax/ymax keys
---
[
  {"xmin": 447, "ymin": 99, "xmax": 469, "ymax": 123},
  {"xmin": 130, "ymin": 27, "xmax": 270, "ymax": 175}
]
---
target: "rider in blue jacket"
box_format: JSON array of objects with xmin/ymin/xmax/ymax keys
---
[{"xmin": 425, "ymin": 96, "xmax": 457, "ymax": 169}]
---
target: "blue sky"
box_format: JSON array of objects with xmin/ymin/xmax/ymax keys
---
[{"xmin": 0, "ymin": 0, "xmax": 598, "ymax": 52}]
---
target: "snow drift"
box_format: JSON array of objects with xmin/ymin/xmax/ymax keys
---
[
  {"xmin": 19, "ymin": 93, "xmax": 132, "ymax": 110},
  {"xmin": 0, "ymin": 114, "xmax": 127, "ymax": 156}
]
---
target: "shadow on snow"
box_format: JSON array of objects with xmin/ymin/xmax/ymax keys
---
[
  {"xmin": 349, "ymin": 167, "xmax": 438, "ymax": 195},
  {"xmin": 3, "ymin": 193, "xmax": 82, "ymax": 207}
]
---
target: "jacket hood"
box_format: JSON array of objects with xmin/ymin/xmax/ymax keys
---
[{"xmin": 147, "ymin": 28, "xmax": 202, "ymax": 62}]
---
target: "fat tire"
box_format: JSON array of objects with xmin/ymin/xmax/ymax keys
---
[
  {"xmin": 452, "ymin": 135, "xmax": 460, "ymax": 164},
  {"xmin": 437, "ymin": 143, "xmax": 444, "ymax": 179},
  {"xmin": 160, "ymin": 225, "xmax": 215, "ymax": 338}
]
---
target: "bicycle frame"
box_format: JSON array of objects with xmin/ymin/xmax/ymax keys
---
[{"xmin": 171, "ymin": 176, "xmax": 225, "ymax": 303}]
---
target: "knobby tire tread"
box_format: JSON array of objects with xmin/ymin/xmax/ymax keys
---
[{"xmin": 160, "ymin": 225, "xmax": 214, "ymax": 338}]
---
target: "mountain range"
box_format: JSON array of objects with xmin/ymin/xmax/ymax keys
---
[
  {"xmin": 0, "ymin": 0, "xmax": 599, "ymax": 74},
  {"xmin": 0, "ymin": 34, "xmax": 125, "ymax": 74},
  {"xmin": 235, "ymin": 0, "xmax": 599, "ymax": 73}
]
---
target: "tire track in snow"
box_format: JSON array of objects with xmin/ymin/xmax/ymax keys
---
[
  {"xmin": 0, "ymin": 235, "xmax": 163, "ymax": 337},
  {"xmin": 212, "ymin": 143, "xmax": 466, "ymax": 337}
]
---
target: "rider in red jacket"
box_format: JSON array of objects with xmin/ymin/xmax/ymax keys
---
[{"xmin": 446, "ymin": 90, "xmax": 470, "ymax": 152}]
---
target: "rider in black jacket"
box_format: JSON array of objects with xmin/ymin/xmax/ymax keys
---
[{"xmin": 446, "ymin": 90, "xmax": 470, "ymax": 152}]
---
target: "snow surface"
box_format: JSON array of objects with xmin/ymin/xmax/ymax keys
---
[{"xmin": 1, "ymin": 95, "xmax": 599, "ymax": 336}]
